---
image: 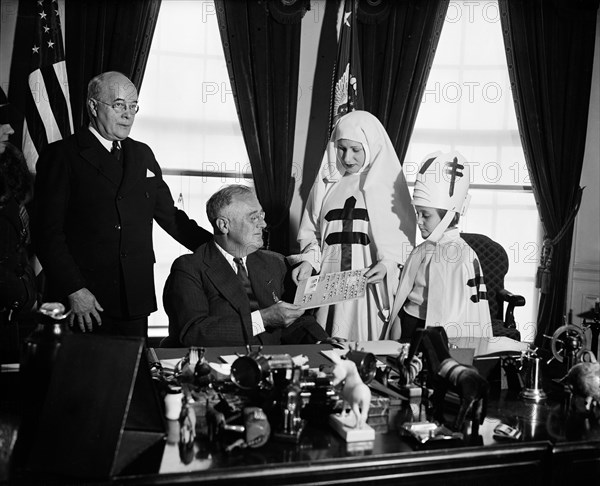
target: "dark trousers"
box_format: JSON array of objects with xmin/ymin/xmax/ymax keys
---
[{"xmin": 399, "ymin": 307, "xmax": 425, "ymax": 343}]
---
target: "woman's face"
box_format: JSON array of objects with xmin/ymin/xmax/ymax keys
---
[
  {"xmin": 336, "ymin": 138, "xmax": 366, "ymax": 174},
  {"xmin": 415, "ymin": 206, "xmax": 443, "ymax": 239}
]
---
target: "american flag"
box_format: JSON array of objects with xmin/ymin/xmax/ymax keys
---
[
  {"xmin": 19, "ymin": 0, "xmax": 73, "ymax": 171},
  {"xmin": 329, "ymin": 0, "xmax": 363, "ymax": 133}
]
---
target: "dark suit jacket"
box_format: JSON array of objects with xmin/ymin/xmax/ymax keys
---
[
  {"xmin": 33, "ymin": 128, "xmax": 211, "ymax": 318},
  {"xmin": 163, "ymin": 241, "xmax": 328, "ymax": 347}
]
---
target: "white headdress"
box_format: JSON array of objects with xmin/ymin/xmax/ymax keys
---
[
  {"xmin": 413, "ymin": 151, "xmax": 470, "ymax": 242},
  {"xmin": 301, "ymin": 111, "xmax": 416, "ymax": 265}
]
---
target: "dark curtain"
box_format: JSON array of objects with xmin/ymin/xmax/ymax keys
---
[
  {"xmin": 298, "ymin": 0, "xmax": 449, "ymax": 221},
  {"xmin": 357, "ymin": 0, "xmax": 449, "ymax": 165},
  {"xmin": 65, "ymin": 0, "xmax": 161, "ymax": 128},
  {"xmin": 499, "ymin": 0, "xmax": 599, "ymax": 347},
  {"xmin": 215, "ymin": 0, "xmax": 309, "ymax": 254}
]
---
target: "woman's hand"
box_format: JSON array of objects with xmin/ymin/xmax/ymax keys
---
[
  {"xmin": 364, "ymin": 261, "xmax": 387, "ymax": 283},
  {"xmin": 291, "ymin": 261, "xmax": 313, "ymax": 285}
]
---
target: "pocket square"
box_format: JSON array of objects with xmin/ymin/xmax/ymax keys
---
[{"xmin": 146, "ymin": 168, "xmax": 155, "ymax": 178}]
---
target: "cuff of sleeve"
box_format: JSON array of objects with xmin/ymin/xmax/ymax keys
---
[
  {"xmin": 286, "ymin": 249, "xmax": 321, "ymax": 273},
  {"xmin": 251, "ymin": 310, "xmax": 266, "ymax": 336}
]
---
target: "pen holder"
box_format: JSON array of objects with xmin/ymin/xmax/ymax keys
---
[{"xmin": 519, "ymin": 355, "xmax": 547, "ymax": 402}]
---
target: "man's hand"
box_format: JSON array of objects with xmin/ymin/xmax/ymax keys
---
[
  {"xmin": 364, "ymin": 261, "xmax": 387, "ymax": 283},
  {"xmin": 0, "ymin": 124, "xmax": 15, "ymax": 154},
  {"xmin": 260, "ymin": 301, "xmax": 305, "ymax": 329},
  {"xmin": 291, "ymin": 261, "xmax": 313, "ymax": 285},
  {"xmin": 68, "ymin": 288, "xmax": 104, "ymax": 332}
]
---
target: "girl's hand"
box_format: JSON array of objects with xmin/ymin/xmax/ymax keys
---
[{"xmin": 364, "ymin": 261, "xmax": 387, "ymax": 283}]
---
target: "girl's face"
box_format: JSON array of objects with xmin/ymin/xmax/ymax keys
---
[
  {"xmin": 336, "ymin": 138, "xmax": 366, "ymax": 174},
  {"xmin": 415, "ymin": 206, "xmax": 443, "ymax": 239}
]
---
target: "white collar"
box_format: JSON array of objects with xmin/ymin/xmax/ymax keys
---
[
  {"xmin": 214, "ymin": 242, "xmax": 247, "ymax": 273},
  {"xmin": 88, "ymin": 125, "xmax": 120, "ymax": 152}
]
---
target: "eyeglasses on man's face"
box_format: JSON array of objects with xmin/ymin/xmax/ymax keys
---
[{"xmin": 94, "ymin": 99, "xmax": 139, "ymax": 114}]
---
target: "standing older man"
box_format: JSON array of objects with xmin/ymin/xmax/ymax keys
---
[
  {"xmin": 33, "ymin": 71, "xmax": 211, "ymax": 337},
  {"xmin": 163, "ymin": 185, "xmax": 328, "ymax": 347}
]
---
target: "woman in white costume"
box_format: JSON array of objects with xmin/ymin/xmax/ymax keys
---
[
  {"xmin": 292, "ymin": 111, "xmax": 415, "ymax": 341},
  {"xmin": 384, "ymin": 151, "xmax": 493, "ymax": 341}
]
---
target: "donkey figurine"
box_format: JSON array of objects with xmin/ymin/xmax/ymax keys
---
[{"xmin": 330, "ymin": 352, "xmax": 371, "ymax": 429}]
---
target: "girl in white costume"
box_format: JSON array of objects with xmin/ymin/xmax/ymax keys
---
[
  {"xmin": 292, "ymin": 111, "xmax": 416, "ymax": 341},
  {"xmin": 384, "ymin": 151, "xmax": 493, "ymax": 341}
]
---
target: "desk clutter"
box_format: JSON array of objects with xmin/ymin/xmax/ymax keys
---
[
  {"xmin": 149, "ymin": 326, "xmax": 593, "ymax": 462},
  {"xmin": 5, "ymin": 303, "xmax": 600, "ymax": 482}
]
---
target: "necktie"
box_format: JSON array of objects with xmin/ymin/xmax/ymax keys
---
[
  {"xmin": 111, "ymin": 141, "xmax": 121, "ymax": 162},
  {"xmin": 234, "ymin": 257, "xmax": 259, "ymax": 312}
]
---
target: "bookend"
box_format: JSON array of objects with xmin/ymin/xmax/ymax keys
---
[{"xmin": 27, "ymin": 334, "xmax": 165, "ymax": 480}]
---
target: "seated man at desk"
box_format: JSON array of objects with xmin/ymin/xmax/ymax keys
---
[{"xmin": 163, "ymin": 184, "xmax": 329, "ymax": 347}]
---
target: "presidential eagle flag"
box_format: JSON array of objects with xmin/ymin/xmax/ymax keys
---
[
  {"xmin": 9, "ymin": 0, "xmax": 74, "ymax": 172},
  {"xmin": 329, "ymin": 0, "xmax": 363, "ymax": 134}
]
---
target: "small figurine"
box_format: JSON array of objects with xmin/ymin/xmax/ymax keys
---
[
  {"xmin": 330, "ymin": 353, "xmax": 371, "ymax": 429},
  {"xmin": 560, "ymin": 353, "xmax": 600, "ymax": 411}
]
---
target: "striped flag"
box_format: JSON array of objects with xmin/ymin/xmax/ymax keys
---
[
  {"xmin": 16, "ymin": 0, "xmax": 74, "ymax": 172},
  {"xmin": 5, "ymin": 0, "xmax": 73, "ymax": 283},
  {"xmin": 330, "ymin": 0, "xmax": 363, "ymax": 133}
]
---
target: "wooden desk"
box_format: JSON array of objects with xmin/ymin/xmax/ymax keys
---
[
  {"xmin": 4, "ymin": 344, "xmax": 600, "ymax": 485},
  {"xmin": 119, "ymin": 345, "xmax": 599, "ymax": 486}
]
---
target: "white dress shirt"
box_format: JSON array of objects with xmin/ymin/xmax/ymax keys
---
[{"xmin": 214, "ymin": 243, "xmax": 266, "ymax": 336}]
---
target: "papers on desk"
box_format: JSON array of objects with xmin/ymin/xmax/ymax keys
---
[
  {"xmin": 294, "ymin": 269, "xmax": 368, "ymax": 309},
  {"xmin": 319, "ymin": 338, "xmax": 527, "ymax": 362},
  {"xmin": 208, "ymin": 362, "xmax": 231, "ymax": 378},
  {"xmin": 321, "ymin": 340, "xmax": 406, "ymax": 360},
  {"xmin": 321, "ymin": 349, "xmax": 346, "ymax": 362},
  {"xmin": 448, "ymin": 336, "xmax": 529, "ymax": 358},
  {"xmin": 219, "ymin": 355, "xmax": 240, "ymax": 365},
  {"xmin": 351, "ymin": 340, "xmax": 406, "ymax": 356}
]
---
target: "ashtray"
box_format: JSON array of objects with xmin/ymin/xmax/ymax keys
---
[{"xmin": 399, "ymin": 421, "xmax": 464, "ymax": 449}]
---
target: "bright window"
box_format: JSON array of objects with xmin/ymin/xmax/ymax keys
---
[
  {"xmin": 131, "ymin": 0, "xmax": 252, "ymax": 337},
  {"xmin": 405, "ymin": 0, "xmax": 540, "ymax": 342}
]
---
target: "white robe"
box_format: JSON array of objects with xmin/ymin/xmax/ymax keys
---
[
  {"xmin": 385, "ymin": 228, "xmax": 493, "ymax": 340},
  {"xmin": 298, "ymin": 174, "xmax": 390, "ymax": 340},
  {"xmin": 294, "ymin": 111, "xmax": 416, "ymax": 341}
]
